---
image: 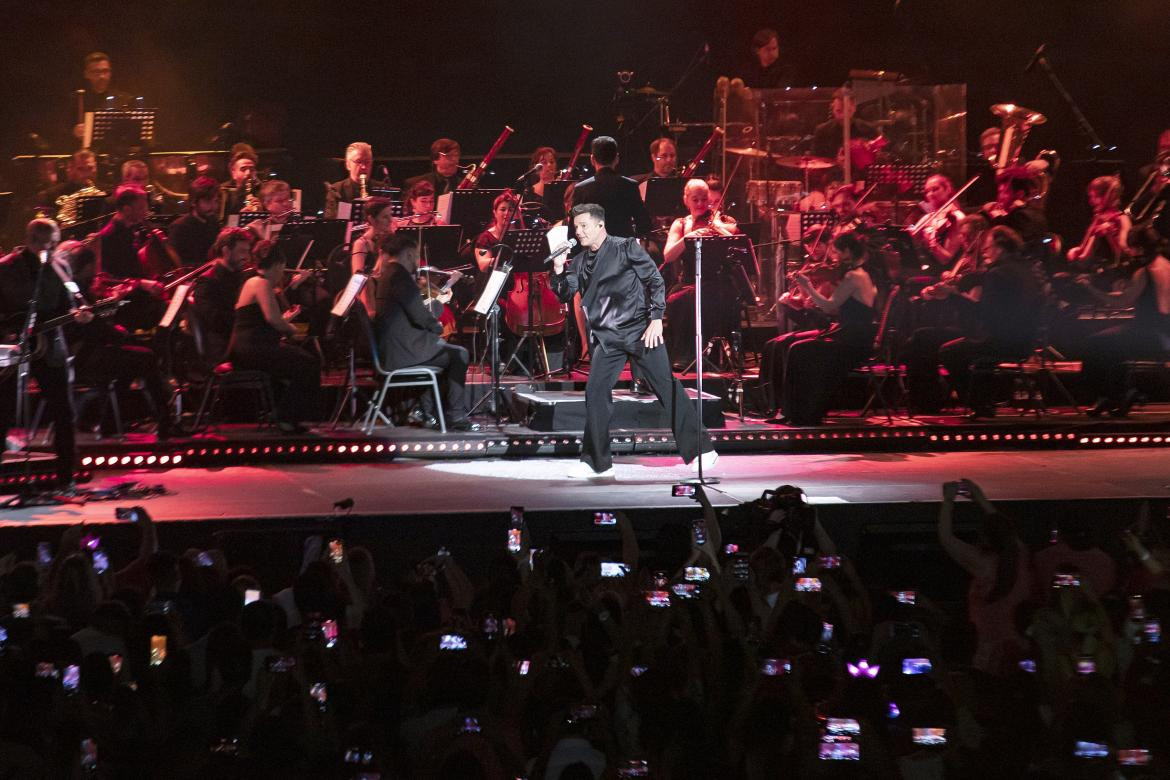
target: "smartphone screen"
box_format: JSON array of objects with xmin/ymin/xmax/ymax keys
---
[
  {"xmin": 92, "ymin": 550, "xmax": 109, "ymax": 574},
  {"xmin": 891, "ymin": 590, "xmax": 917, "ymax": 605},
  {"xmin": 1118, "ymin": 749, "xmax": 1151, "ymax": 766},
  {"xmin": 818, "ymin": 740, "xmax": 860, "ymax": 760},
  {"xmin": 1052, "ymin": 572, "xmax": 1080, "ymax": 588},
  {"xmin": 508, "ymin": 506, "xmax": 524, "ymax": 552},
  {"xmin": 35, "ymin": 662, "xmax": 57, "ymax": 679},
  {"xmin": 12, "ymin": 603, "xmax": 31, "ymax": 619},
  {"xmin": 820, "ymin": 622, "xmax": 834, "ymax": 643},
  {"xmin": 244, "ymin": 589, "xmax": 261, "ymax": 605},
  {"xmin": 818, "ymin": 555, "xmax": 841, "ymax": 569},
  {"xmin": 600, "ymin": 562, "xmax": 629, "ymax": 578},
  {"xmin": 1145, "ymin": 619, "xmax": 1161, "ymax": 644},
  {"xmin": 644, "ymin": 590, "xmax": 671, "ymax": 608},
  {"xmin": 671, "ymin": 583, "xmax": 698, "ymax": 599},
  {"xmin": 684, "ymin": 566, "xmax": 710, "ymax": 582},
  {"xmin": 310, "ymin": 682, "xmax": 327, "ymax": 708},
  {"xmin": 63, "ymin": 664, "xmax": 80, "ymax": 693},
  {"xmin": 322, "ymin": 619, "xmax": 339, "ymax": 649},
  {"xmin": 328, "ymin": 539, "xmax": 344, "ymax": 564},
  {"xmin": 901, "ymin": 658, "xmax": 932, "ymax": 675},
  {"xmin": 439, "ymin": 634, "xmax": 468, "ymax": 651},
  {"xmin": 1018, "ymin": 659, "xmax": 1036, "ymax": 673},
  {"xmin": 760, "ymin": 658, "xmax": 791, "ymax": 676},
  {"xmin": 794, "ymin": 577, "xmax": 822, "ymax": 593},
  {"xmin": 792, "ymin": 556, "xmax": 807, "ymax": 575},
  {"xmin": 266, "ymin": 655, "xmax": 296, "ymax": 673},
  {"xmin": 36, "ymin": 542, "xmax": 51, "ymax": 567},
  {"xmin": 80, "ymin": 737, "xmax": 98, "ymax": 771},
  {"xmin": 1076, "ymin": 657, "xmax": 1096, "ymax": 675},
  {"xmin": 1074, "ymin": 741, "xmax": 1109, "ymax": 758},
  {"xmin": 672, "ymin": 484, "xmax": 696, "ymax": 498},
  {"xmin": 652, "ymin": 571, "xmax": 668, "ymax": 589},
  {"xmin": 912, "ymin": 727, "xmax": 947, "ymax": 746},
  {"xmin": 732, "ymin": 555, "xmax": 749, "ymax": 581},
  {"xmin": 516, "ymin": 659, "xmax": 531, "ymax": 676},
  {"xmin": 108, "ymin": 654, "xmax": 123, "ymax": 675},
  {"xmin": 150, "ymin": 635, "xmax": 167, "ymax": 666},
  {"xmin": 691, "ymin": 518, "xmax": 707, "ymax": 546},
  {"xmin": 593, "ymin": 511, "xmax": 617, "ymax": 526}
]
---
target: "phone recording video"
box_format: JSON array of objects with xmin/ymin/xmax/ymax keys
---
[
  {"xmin": 328, "ymin": 538, "xmax": 345, "ymax": 564},
  {"xmin": 244, "ymin": 588, "xmax": 261, "ymax": 605},
  {"xmin": 12, "ymin": 603, "xmax": 30, "ymax": 619},
  {"xmin": 516, "ymin": 659, "xmax": 531, "ymax": 676},
  {"xmin": 652, "ymin": 571, "xmax": 668, "ymax": 589},
  {"xmin": 1053, "ymin": 572, "xmax": 1081, "ymax": 588},
  {"xmin": 671, "ymin": 583, "xmax": 699, "ymax": 599},
  {"xmin": 818, "ymin": 554, "xmax": 842, "ymax": 569},
  {"xmin": 36, "ymin": 542, "xmax": 51, "ymax": 567},
  {"xmin": 891, "ymin": 590, "xmax": 917, "ymax": 605},
  {"xmin": 826, "ymin": 718, "xmax": 860, "ymax": 736},
  {"xmin": 1073, "ymin": 741, "xmax": 1109, "ymax": 759},
  {"xmin": 322, "ymin": 619, "xmax": 339, "ymax": 649},
  {"xmin": 593, "ymin": 511, "xmax": 617, "ymax": 526},
  {"xmin": 684, "ymin": 566, "xmax": 710, "ymax": 582},
  {"xmin": 617, "ymin": 759, "xmax": 650, "ymax": 778},
  {"xmin": 1018, "ymin": 659, "xmax": 1037, "ymax": 673},
  {"xmin": 691, "ymin": 518, "xmax": 707, "ymax": 546},
  {"xmin": 901, "ymin": 657, "xmax": 932, "ymax": 675},
  {"xmin": 458, "ymin": 716, "xmax": 481, "ymax": 734},
  {"xmin": 760, "ymin": 658, "xmax": 791, "ymax": 676},
  {"xmin": 1145, "ymin": 619, "xmax": 1161, "ymax": 644},
  {"xmin": 310, "ymin": 682, "xmax": 328, "ymax": 709},
  {"xmin": 80, "ymin": 738, "xmax": 98, "ymax": 771},
  {"xmin": 644, "ymin": 590, "xmax": 671, "ymax": 608},
  {"xmin": 92, "ymin": 550, "xmax": 109, "ymax": 574},
  {"xmin": 600, "ymin": 562, "xmax": 629, "ymax": 578},
  {"xmin": 723, "ymin": 542, "xmax": 739, "ymax": 555},
  {"xmin": 63, "ymin": 664, "xmax": 80, "ymax": 693},
  {"xmin": 732, "ymin": 555, "xmax": 750, "ymax": 581},
  {"xmin": 150, "ymin": 635, "xmax": 167, "ymax": 666},
  {"xmin": 35, "ymin": 661, "xmax": 58, "ymax": 679},
  {"xmin": 439, "ymin": 634, "xmax": 468, "ymax": 651},
  {"xmin": 1076, "ymin": 657, "xmax": 1096, "ymax": 675},
  {"xmin": 1118, "ymin": 749, "xmax": 1151, "ymax": 766},
  {"xmin": 819, "ymin": 740, "xmax": 860, "ymax": 761},
  {"xmin": 266, "ymin": 655, "xmax": 296, "ymax": 673},
  {"xmin": 672, "ymin": 484, "xmax": 697, "ymax": 498},
  {"xmin": 108, "ymin": 654, "xmax": 123, "ymax": 675},
  {"xmin": 794, "ymin": 577, "xmax": 822, "ymax": 593},
  {"xmin": 912, "ymin": 727, "xmax": 947, "ymax": 746},
  {"xmin": 792, "ymin": 556, "xmax": 807, "ymax": 575}
]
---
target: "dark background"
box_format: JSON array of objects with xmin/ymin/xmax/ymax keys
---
[{"xmin": 1, "ymin": 0, "xmax": 1166, "ymax": 191}]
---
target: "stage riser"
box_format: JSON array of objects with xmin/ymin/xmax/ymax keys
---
[{"xmin": 509, "ymin": 389, "xmax": 725, "ymax": 431}]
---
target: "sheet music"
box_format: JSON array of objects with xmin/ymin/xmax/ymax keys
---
[
  {"xmin": 473, "ymin": 268, "xmax": 509, "ymax": 316},
  {"xmin": 546, "ymin": 224, "xmax": 569, "ymax": 249},
  {"xmin": 158, "ymin": 283, "xmax": 191, "ymax": 329},
  {"xmin": 331, "ymin": 273, "xmax": 368, "ymax": 317},
  {"xmin": 436, "ymin": 192, "xmax": 453, "ymax": 225},
  {"xmin": 337, "ymin": 201, "xmax": 352, "ymax": 221}
]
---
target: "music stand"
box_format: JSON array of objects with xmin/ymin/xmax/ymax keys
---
[
  {"xmin": 541, "ymin": 180, "xmax": 574, "ymax": 221},
  {"xmin": 276, "ymin": 219, "xmax": 349, "ymax": 266},
  {"xmin": 77, "ymin": 195, "xmax": 111, "ymax": 224},
  {"xmin": 644, "ymin": 177, "xmax": 686, "ymax": 219},
  {"xmin": 407, "ymin": 225, "xmax": 463, "ymax": 270},
  {"xmin": 85, "ymin": 108, "xmax": 157, "ymax": 152},
  {"xmin": 497, "ymin": 229, "xmax": 556, "ymax": 378},
  {"xmin": 679, "ymin": 234, "xmax": 754, "ymax": 375},
  {"xmin": 327, "ymin": 274, "xmax": 370, "ymax": 428},
  {"xmin": 439, "ymin": 189, "xmax": 504, "ymax": 241}
]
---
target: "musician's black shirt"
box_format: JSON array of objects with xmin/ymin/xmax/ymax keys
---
[
  {"xmin": 550, "ymin": 235, "xmax": 665, "ymax": 354},
  {"xmin": 0, "ymin": 247, "xmax": 74, "ymax": 365},
  {"xmin": 169, "ymin": 213, "xmax": 221, "ymax": 266},
  {"xmin": 96, "ymin": 217, "xmax": 147, "ymax": 280}
]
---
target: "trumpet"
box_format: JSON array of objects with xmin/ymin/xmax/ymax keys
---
[{"xmin": 1124, "ymin": 150, "xmax": 1170, "ymax": 223}]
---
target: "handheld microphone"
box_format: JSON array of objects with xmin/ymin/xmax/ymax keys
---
[
  {"xmin": 516, "ymin": 162, "xmax": 544, "ymax": 183},
  {"xmin": 543, "ymin": 238, "xmax": 578, "ymax": 264},
  {"xmin": 1024, "ymin": 44, "xmax": 1047, "ymax": 74}
]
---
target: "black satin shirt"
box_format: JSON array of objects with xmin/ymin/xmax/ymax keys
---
[{"xmin": 550, "ymin": 235, "xmax": 665, "ymax": 354}]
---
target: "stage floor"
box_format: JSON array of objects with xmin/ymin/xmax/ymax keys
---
[{"xmin": 1, "ymin": 447, "xmax": 1168, "ymax": 527}]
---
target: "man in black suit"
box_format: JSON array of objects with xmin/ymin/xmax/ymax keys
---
[
  {"xmin": 570, "ymin": 136, "xmax": 651, "ymax": 238},
  {"xmin": 374, "ymin": 233, "xmax": 479, "ymax": 431},
  {"xmin": 403, "ymin": 138, "xmax": 464, "ymax": 197},
  {"xmin": 323, "ymin": 141, "xmax": 392, "ymax": 219}
]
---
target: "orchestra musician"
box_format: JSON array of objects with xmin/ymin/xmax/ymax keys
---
[
  {"xmin": 396, "ymin": 180, "xmax": 446, "ymax": 227},
  {"xmin": 742, "ymin": 28, "xmax": 795, "ymax": 89},
  {"xmin": 168, "ymin": 176, "xmax": 222, "ymax": 267},
  {"xmin": 1076, "ymin": 225, "xmax": 1170, "ymax": 417},
  {"xmin": 935, "ymin": 226, "xmax": 1044, "ymax": 418},
  {"xmin": 474, "ymin": 191, "xmax": 523, "ymax": 274},
  {"xmin": 980, "ymin": 127, "xmax": 1002, "ymax": 168},
  {"xmin": 635, "ymin": 137, "xmax": 678, "ymax": 201},
  {"xmin": 910, "ymin": 174, "xmax": 966, "ymax": 265},
  {"xmin": 812, "ymin": 89, "xmax": 881, "ymax": 167},
  {"xmin": 248, "ymin": 180, "xmax": 296, "ymax": 242},
  {"xmin": 550, "ymin": 203, "xmax": 716, "ymax": 478},
  {"xmin": 981, "ymin": 167, "xmax": 1048, "ymax": 247},
  {"xmin": 373, "ymin": 233, "xmax": 479, "ymax": 431},
  {"xmin": 571, "ymin": 136, "xmax": 651, "ymax": 238},
  {"xmin": 350, "ymin": 197, "xmax": 395, "ymax": 317},
  {"xmin": 35, "ymin": 149, "xmax": 101, "ymax": 214},
  {"xmin": 661, "ymin": 178, "xmax": 740, "ymax": 362},
  {"xmin": 1066, "ymin": 176, "xmax": 1130, "ymax": 268},
  {"xmin": 192, "ymin": 227, "xmax": 255, "ymax": 365},
  {"xmin": 92, "ymin": 185, "xmax": 157, "ymax": 289},
  {"xmin": 520, "ymin": 146, "xmax": 563, "ymax": 223},
  {"xmin": 764, "ymin": 231, "xmax": 878, "ymax": 426},
  {"xmin": 404, "ymin": 138, "xmax": 464, "ymax": 196},
  {"xmin": 72, "ymin": 52, "xmax": 136, "ymax": 141},
  {"xmin": 219, "ymin": 149, "xmax": 260, "ymax": 217},
  {"xmin": 0, "ymin": 219, "xmax": 95, "ymax": 487},
  {"xmin": 323, "ymin": 141, "xmax": 391, "ymax": 219},
  {"xmin": 227, "ymin": 240, "xmax": 321, "ymax": 434}
]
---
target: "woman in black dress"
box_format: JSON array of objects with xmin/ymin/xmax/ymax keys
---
[{"xmin": 228, "ymin": 241, "xmax": 322, "ymax": 432}]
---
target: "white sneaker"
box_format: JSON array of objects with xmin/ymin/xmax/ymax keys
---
[
  {"xmin": 565, "ymin": 461, "xmax": 615, "ymax": 479},
  {"xmin": 690, "ymin": 449, "xmax": 719, "ymax": 473}
]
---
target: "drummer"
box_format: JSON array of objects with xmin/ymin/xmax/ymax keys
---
[{"xmin": 637, "ymin": 137, "xmax": 679, "ymax": 201}]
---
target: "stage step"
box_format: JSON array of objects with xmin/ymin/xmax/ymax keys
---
[{"xmin": 509, "ymin": 388, "xmax": 725, "ymax": 432}]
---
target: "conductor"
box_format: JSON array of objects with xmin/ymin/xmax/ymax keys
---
[{"xmin": 551, "ymin": 203, "xmax": 717, "ymax": 478}]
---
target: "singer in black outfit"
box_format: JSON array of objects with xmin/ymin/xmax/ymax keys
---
[{"xmin": 551, "ymin": 203, "xmax": 715, "ymax": 477}]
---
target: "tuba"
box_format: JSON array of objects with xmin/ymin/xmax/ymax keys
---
[
  {"xmin": 55, "ymin": 183, "xmax": 107, "ymax": 228},
  {"xmin": 990, "ymin": 103, "xmax": 1046, "ymax": 170}
]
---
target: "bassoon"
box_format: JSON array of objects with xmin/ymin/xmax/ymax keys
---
[
  {"xmin": 680, "ymin": 126, "xmax": 725, "ymax": 178},
  {"xmin": 558, "ymin": 124, "xmax": 593, "ymax": 181},
  {"xmin": 457, "ymin": 125, "xmax": 514, "ymax": 190}
]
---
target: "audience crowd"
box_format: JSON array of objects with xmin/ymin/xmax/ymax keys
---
[{"xmin": 0, "ymin": 481, "xmax": 1167, "ymax": 778}]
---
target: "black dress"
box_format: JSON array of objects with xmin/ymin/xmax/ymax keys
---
[{"xmin": 228, "ymin": 302, "xmax": 321, "ymax": 424}]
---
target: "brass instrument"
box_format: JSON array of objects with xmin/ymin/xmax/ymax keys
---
[
  {"xmin": 359, "ymin": 173, "xmax": 368, "ymax": 200},
  {"xmin": 55, "ymin": 183, "xmax": 107, "ymax": 228},
  {"xmin": 560, "ymin": 124, "xmax": 593, "ymax": 181},
  {"xmin": 990, "ymin": 103, "xmax": 1046, "ymax": 170},
  {"xmin": 680, "ymin": 127, "xmax": 725, "ymax": 179},
  {"xmin": 242, "ymin": 177, "xmax": 262, "ymax": 212},
  {"xmin": 1123, "ymin": 150, "xmax": 1170, "ymax": 224},
  {"xmin": 458, "ymin": 126, "xmax": 514, "ymax": 190}
]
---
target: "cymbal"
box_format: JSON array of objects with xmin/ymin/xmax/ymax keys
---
[
  {"xmin": 990, "ymin": 103, "xmax": 1046, "ymax": 125},
  {"xmin": 774, "ymin": 155, "xmax": 835, "ymax": 170},
  {"xmin": 633, "ymin": 86, "xmax": 668, "ymax": 96},
  {"xmin": 725, "ymin": 146, "xmax": 772, "ymax": 158}
]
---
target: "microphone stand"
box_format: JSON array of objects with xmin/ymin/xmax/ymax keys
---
[
  {"xmin": 1027, "ymin": 45, "xmax": 1111, "ymax": 157},
  {"xmin": 692, "ymin": 238, "xmax": 718, "ymax": 485}
]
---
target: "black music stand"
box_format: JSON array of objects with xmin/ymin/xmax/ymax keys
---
[
  {"xmin": 540, "ymin": 180, "xmax": 574, "ymax": 222},
  {"xmin": 446, "ymin": 189, "xmax": 504, "ymax": 240},
  {"xmin": 276, "ymin": 219, "xmax": 349, "ymax": 266},
  {"xmin": 497, "ymin": 229, "xmax": 557, "ymax": 378},
  {"xmin": 407, "ymin": 225, "xmax": 463, "ymax": 270},
  {"xmin": 644, "ymin": 177, "xmax": 686, "ymax": 219},
  {"xmin": 86, "ymin": 108, "xmax": 157, "ymax": 153}
]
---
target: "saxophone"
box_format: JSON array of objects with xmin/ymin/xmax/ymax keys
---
[{"xmin": 55, "ymin": 182, "xmax": 107, "ymax": 227}]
